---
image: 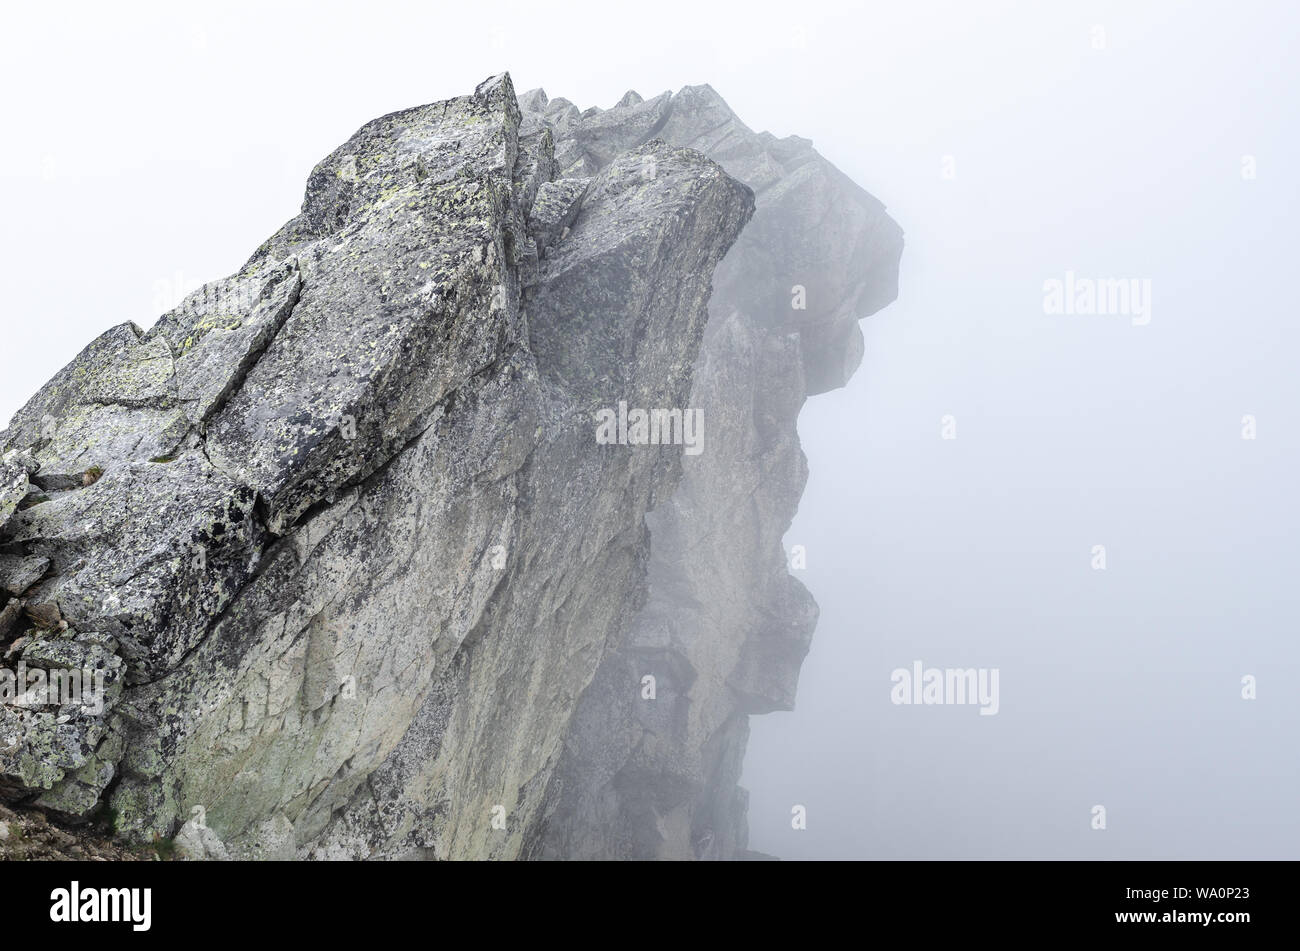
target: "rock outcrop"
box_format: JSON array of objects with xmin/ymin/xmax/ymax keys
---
[{"xmin": 0, "ymin": 73, "xmax": 901, "ymax": 859}]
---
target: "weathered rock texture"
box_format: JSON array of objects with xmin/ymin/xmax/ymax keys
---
[{"xmin": 0, "ymin": 74, "xmax": 900, "ymax": 859}]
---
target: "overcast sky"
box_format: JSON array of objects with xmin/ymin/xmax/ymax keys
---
[{"xmin": 2, "ymin": 0, "xmax": 1296, "ymax": 859}]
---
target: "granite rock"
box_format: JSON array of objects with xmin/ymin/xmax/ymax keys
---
[{"xmin": 0, "ymin": 73, "xmax": 900, "ymax": 859}]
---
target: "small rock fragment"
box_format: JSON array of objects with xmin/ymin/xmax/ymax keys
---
[
  {"xmin": 0, "ymin": 599, "xmax": 25, "ymax": 643},
  {"xmin": 0, "ymin": 553, "xmax": 50, "ymax": 597},
  {"xmin": 23, "ymin": 601, "xmax": 62, "ymax": 630}
]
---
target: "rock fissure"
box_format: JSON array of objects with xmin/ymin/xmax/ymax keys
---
[{"xmin": 0, "ymin": 73, "xmax": 900, "ymax": 860}]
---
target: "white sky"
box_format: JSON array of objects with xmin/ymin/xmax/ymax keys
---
[{"xmin": 2, "ymin": 0, "xmax": 1296, "ymax": 858}]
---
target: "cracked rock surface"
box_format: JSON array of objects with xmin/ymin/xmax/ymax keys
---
[{"xmin": 0, "ymin": 73, "xmax": 900, "ymax": 859}]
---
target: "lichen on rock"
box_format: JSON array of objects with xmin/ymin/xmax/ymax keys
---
[{"xmin": 0, "ymin": 73, "xmax": 900, "ymax": 859}]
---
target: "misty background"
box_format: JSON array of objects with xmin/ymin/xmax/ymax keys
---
[{"xmin": 2, "ymin": 1, "xmax": 1295, "ymax": 858}]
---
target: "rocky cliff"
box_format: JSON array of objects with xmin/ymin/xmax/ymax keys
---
[{"xmin": 0, "ymin": 73, "xmax": 901, "ymax": 859}]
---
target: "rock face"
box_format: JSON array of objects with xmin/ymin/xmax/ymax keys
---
[{"xmin": 0, "ymin": 74, "xmax": 901, "ymax": 859}]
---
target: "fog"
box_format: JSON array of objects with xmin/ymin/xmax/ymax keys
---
[{"xmin": 2, "ymin": 0, "xmax": 1295, "ymax": 859}]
